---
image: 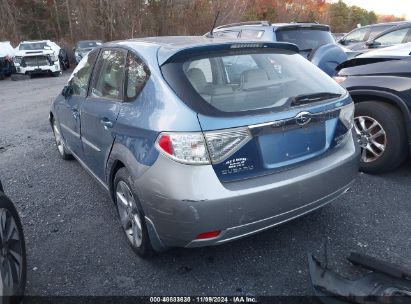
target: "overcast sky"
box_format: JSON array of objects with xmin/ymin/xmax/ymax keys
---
[{"xmin": 336, "ymin": 0, "xmax": 411, "ymax": 20}]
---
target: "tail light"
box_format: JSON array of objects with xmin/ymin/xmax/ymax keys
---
[
  {"xmin": 155, "ymin": 127, "xmax": 252, "ymax": 165},
  {"xmin": 339, "ymin": 103, "xmax": 354, "ymax": 130},
  {"xmin": 204, "ymin": 127, "xmax": 251, "ymax": 164},
  {"xmin": 156, "ymin": 132, "xmax": 210, "ymax": 165},
  {"xmin": 335, "ymin": 103, "xmax": 355, "ymax": 147}
]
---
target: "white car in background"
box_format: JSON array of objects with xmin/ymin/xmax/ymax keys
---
[{"xmin": 13, "ymin": 40, "xmax": 62, "ymax": 77}]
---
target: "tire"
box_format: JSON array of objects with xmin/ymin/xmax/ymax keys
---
[
  {"xmin": 51, "ymin": 119, "xmax": 72, "ymax": 160},
  {"xmin": 0, "ymin": 192, "xmax": 26, "ymax": 299},
  {"xmin": 354, "ymin": 101, "xmax": 408, "ymax": 173},
  {"xmin": 114, "ymin": 168, "xmax": 153, "ymax": 258},
  {"xmin": 52, "ymin": 70, "xmax": 62, "ymax": 77}
]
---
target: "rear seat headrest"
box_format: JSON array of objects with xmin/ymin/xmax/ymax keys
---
[
  {"xmin": 241, "ymin": 69, "xmax": 269, "ymax": 84},
  {"xmin": 186, "ymin": 68, "xmax": 207, "ymax": 92}
]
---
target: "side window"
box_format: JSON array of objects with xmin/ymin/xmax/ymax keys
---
[
  {"xmin": 374, "ymin": 28, "xmax": 410, "ymax": 46},
  {"xmin": 69, "ymin": 50, "xmax": 98, "ymax": 97},
  {"xmin": 369, "ymin": 25, "xmax": 392, "ymax": 39},
  {"xmin": 221, "ymin": 55, "xmax": 258, "ymax": 84},
  {"xmin": 214, "ymin": 31, "xmax": 240, "ymax": 38},
  {"xmin": 344, "ymin": 27, "xmax": 369, "ymax": 42},
  {"xmin": 240, "ymin": 30, "xmax": 264, "ymax": 39},
  {"xmin": 125, "ymin": 53, "xmax": 150, "ymax": 100},
  {"xmin": 90, "ymin": 49, "xmax": 126, "ymax": 100}
]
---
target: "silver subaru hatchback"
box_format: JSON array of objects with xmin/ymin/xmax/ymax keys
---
[{"xmin": 50, "ymin": 37, "xmax": 360, "ymax": 257}]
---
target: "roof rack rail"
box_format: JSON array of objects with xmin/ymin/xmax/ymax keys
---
[
  {"xmin": 215, "ymin": 20, "xmax": 272, "ymax": 30},
  {"xmin": 291, "ymin": 21, "xmax": 319, "ymax": 24}
]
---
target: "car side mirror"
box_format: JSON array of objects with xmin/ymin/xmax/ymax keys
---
[
  {"xmin": 366, "ymin": 40, "xmax": 381, "ymax": 48},
  {"xmin": 62, "ymin": 85, "xmax": 73, "ymax": 98},
  {"xmin": 339, "ymin": 39, "xmax": 346, "ymax": 45}
]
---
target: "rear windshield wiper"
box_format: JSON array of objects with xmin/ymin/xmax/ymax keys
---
[{"xmin": 288, "ymin": 92, "xmax": 342, "ymax": 107}]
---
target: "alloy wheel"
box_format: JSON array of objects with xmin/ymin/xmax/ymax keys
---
[
  {"xmin": 115, "ymin": 181, "xmax": 143, "ymax": 248},
  {"xmin": 354, "ymin": 115, "xmax": 387, "ymax": 163},
  {"xmin": 0, "ymin": 208, "xmax": 24, "ymax": 296}
]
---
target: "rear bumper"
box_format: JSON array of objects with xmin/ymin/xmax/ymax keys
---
[{"xmin": 137, "ymin": 133, "xmax": 360, "ymax": 250}]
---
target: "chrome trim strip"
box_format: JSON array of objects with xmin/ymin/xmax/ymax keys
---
[
  {"xmin": 82, "ymin": 137, "xmax": 101, "ymax": 152},
  {"xmin": 60, "ymin": 123, "xmax": 80, "ymax": 139},
  {"xmin": 68, "ymin": 149, "xmax": 109, "ymax": 191},
  {"xmin": 248, "ymin": 106, "xmax": 341, "ymax": 137}
]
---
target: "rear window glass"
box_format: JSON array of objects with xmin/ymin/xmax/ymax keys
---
[
  {"xmin": 276, "ymin": 29, "xmax": 334, "ymax": 51},
  {"xmin": 343, "ymin": 27, "xmax": 369, "ymax": 43},
  {"xmin": 182, "ymin": 51, "xmax": 345, "ymax": 113},
  {"xmin": 214, "ymin": 31, "xmax": 240, "ymax": 39},
  {"xmin": 77, "ymin": 41, "xmax": 101, "ymax": 49},
  {"xmin": 240, "ymin": 30, "xmax": 265, "ymax": 39},
  {"xmin": 19, "ymin": 42, "xmax": 48, "ymax": 50}
]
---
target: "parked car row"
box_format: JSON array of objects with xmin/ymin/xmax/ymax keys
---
[{"xmin": 0, "ymin": 39, "xmax": 102, "ymax": 80}]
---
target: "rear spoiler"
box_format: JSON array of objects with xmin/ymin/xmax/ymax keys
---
[
  {"xmin": 158, "ymin": 42, "xmax": 299, "ymax": 65},
  {"xmin": 275, "ymin": 24, "xmax": 330, "ymax": 32}
]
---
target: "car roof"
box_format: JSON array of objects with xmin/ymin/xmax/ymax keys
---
[
  {"xmin": 107, "ymin": 36, "xmax": 300, "ymax": 65},
  {"xmin": 214, "ymin": 21, "xmax": 330, "ymax": 31},
  {"xmin": 359, "ymin": 21, "xmax": 411, "ymax": 28},
  {"xmin": 77, "ymin": 40, "xmax": 101, "ymax": 43}
]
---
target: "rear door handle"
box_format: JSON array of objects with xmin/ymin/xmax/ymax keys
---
[{"xmin": 100, "ymin": 118, "xmax": 114, "ymax": 130}]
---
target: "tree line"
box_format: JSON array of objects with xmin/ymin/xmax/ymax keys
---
[{"xmin": 0, "ymin": 0, "xmax": 405, "ymax": 48}]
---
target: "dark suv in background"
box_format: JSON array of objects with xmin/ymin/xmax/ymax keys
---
[
  {"xmin": 210, "ymin": 21, "xmax": 347, "ymax": 76},
  {"xmin": 336, "ymin": 45, "xmax": 411, "ymax": 173}
]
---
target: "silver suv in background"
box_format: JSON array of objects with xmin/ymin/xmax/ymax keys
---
[{"xmin": 73, "ymin": 40, "xmax": 102, "ymax": 64}]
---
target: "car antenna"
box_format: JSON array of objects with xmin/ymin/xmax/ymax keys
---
[{"xmin": 208, "ymin": 11, "xmax": 220, "ymax": 38}]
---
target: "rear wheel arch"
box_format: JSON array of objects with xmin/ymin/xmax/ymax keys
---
[
  {"xmin": 350, "ymin": 90, "xmax": 411, "ymax": 144},
  {"xmin": 49, "ymin": 112, "xmax": 54, "ymax": 125}
]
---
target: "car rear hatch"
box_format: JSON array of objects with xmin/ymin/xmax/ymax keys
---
[{"xmin": 160, "ymin": 41, "xmax": 354, "ymax": 183}]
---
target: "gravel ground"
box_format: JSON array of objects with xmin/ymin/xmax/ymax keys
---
[{"xmin": 0, "ymin": 74, "xmax": 410, "ymax": 296}]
